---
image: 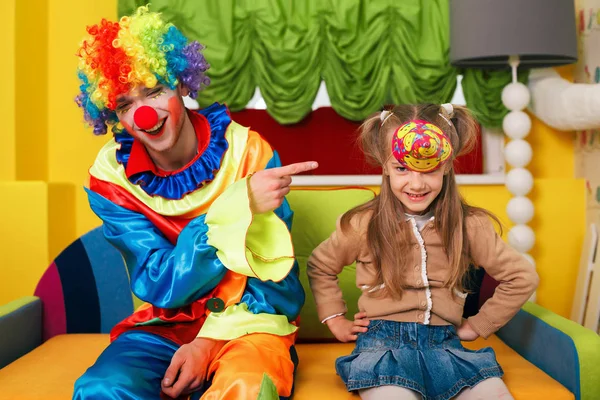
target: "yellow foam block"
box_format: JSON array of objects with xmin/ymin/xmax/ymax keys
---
[
  {"xmin": 48, "ymin": 183, "xmax": 77, "ymax": 262},
  {"xmin": 0, "ymin": 182, "xmax": 49, "ymax": 305}
]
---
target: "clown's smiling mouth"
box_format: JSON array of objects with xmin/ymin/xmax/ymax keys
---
[{"xmin": 141, "ymin": 118, "xmax": 166, "ymax": 135}]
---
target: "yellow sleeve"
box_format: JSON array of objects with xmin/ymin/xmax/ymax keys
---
[{"xmin": 205, "ymin": 173, "xmax": 294, "ymax": 282}]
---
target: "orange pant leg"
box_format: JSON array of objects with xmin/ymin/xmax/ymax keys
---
[{"xmin": 200, "ymin": 333, "xmax": 297, "ymax": 400}]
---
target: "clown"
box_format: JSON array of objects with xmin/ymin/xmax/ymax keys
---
[{"xmin": 74, "ymin": 6, "xmax": 316, "ymax": 400}]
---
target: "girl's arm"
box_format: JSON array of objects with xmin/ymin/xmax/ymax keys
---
[
  {"xmin": 307, "ymin": 215, "xmax": 362, "ymax": 322},
  {"xmin": 466, "ymin": 214, "xmax": 540, "ymax": 339}
]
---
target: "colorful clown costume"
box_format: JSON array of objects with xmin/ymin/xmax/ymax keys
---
[{"xmin": 73, "ymin": 103, "xmax": 305, "ymax": 400}]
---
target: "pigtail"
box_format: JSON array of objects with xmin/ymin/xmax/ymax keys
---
[
  {"xmin": 358, "ymin": 110, "xmax": 396, "ymax": 167},
  {"xmin": 442, "ymin": 104, "xmax": 478, "ymax": 158}
]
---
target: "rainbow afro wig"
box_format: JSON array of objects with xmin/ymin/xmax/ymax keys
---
[{"xmin": 75, "ymin": 5, "xmax": 210, "ymax": 135}]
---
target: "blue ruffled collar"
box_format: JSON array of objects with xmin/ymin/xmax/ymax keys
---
[{"xmin": 113, "ymin": 103, "xmax": 231, "ymax": 200}]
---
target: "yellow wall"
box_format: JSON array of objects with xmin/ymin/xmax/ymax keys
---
[
  {"xmin": 0, "ymin": 0, "xmax": 16, "ymax": 181},
  {"xmin": 47, "ymin": 1, "xmax": 115, "ymax": 241},
  {"xmin": 15, "ymin": 0, "xmax": 48, "ymax": 181},
  {"xmin": 0, "ymin": 1, "xmax": 585, "ymax": 319}
]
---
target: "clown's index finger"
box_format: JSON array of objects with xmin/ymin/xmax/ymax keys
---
[{"xmin": 273, "ymin": 161, "xmax": 319, "ymax": 177}]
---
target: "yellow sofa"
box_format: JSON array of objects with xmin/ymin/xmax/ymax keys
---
[{"xmin": 0, "ymin": 188, "xmax": 598, "ymax": 399}]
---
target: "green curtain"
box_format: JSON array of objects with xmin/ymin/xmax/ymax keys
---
[
  {"xmin": 118, "ymin": 0, "xmax": 526, "ymax": 129},
  {"xmin": 462, "ymin": 69, "xmax": 529, "ymax": 129}
]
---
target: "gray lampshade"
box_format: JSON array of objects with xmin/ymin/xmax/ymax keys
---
[{"xmin": 450, "ymin": 0, "xmax": 578, "ymax": 68}]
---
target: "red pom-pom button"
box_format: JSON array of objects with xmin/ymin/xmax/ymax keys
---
[{"xmin": 134, "ymin": 106, "xmax": 159, "ymax": 130}]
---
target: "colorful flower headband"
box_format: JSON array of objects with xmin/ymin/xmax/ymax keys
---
[{"xmin": 75, "ymin": 5, "xmax": 210, "ymax": 134}]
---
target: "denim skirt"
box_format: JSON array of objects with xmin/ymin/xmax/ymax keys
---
[{"xmin": 336, "ymin": 320, "xmax": 503, "ymax": 400}]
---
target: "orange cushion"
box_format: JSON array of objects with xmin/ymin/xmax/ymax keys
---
[
  {"xmin": 295, "ymin": 336, "xmax": 574, "ymax": 400},
  {"xmin": 0, "ymin": 334, "xmax": 574, "ymax": 400},
  {"xmin": 0, "ymin": 334, "xmax": 109, "ymax": 400}
]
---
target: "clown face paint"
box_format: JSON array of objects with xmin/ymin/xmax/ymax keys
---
[
  {"xmin": 391, "ymin": 120, "xmax": 452, "ymax": 173},
  {"xmin": 115, "ymin": 84, "xmax": 188, "ymax": 153}
]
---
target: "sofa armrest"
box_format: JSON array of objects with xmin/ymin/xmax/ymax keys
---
[
  {"xmin": 0, "ymin": 296, "xmax": 42, "ymax": 368},
  {"xmin": 496, "ymin": 302, "xmax": 600, "ymax": 400}
]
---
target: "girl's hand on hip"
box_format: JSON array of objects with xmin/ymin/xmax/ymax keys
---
[
  {"xmin": 457, "ymin": 319, "xmax": 480, "ymax": 341},
  {"xmin": 325, "ymin": 312, "xmax": 369, "ymax": 342}
]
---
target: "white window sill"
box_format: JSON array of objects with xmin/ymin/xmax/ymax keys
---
[{"xmin": 291, "ymin": 174, "xmax": 506, "ymax": 187}]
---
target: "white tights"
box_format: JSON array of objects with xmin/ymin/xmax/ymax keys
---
[{"xmin": 358, "ymin": 378, "xmax": 514, "ymax": 400}]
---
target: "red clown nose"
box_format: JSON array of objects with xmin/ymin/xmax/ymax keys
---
[{"xmin": 134, "ymin": 106, "xmax": 159, "ymax": 130}]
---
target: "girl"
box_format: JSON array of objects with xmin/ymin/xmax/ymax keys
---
[{"xmin": 307, "ymin": 103, "xmax": 539, "ymax": 400}]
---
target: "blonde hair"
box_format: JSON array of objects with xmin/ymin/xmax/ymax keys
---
[{"xmin": 341, "ymin": 104, "xmax": 500, "ymax": 299}]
